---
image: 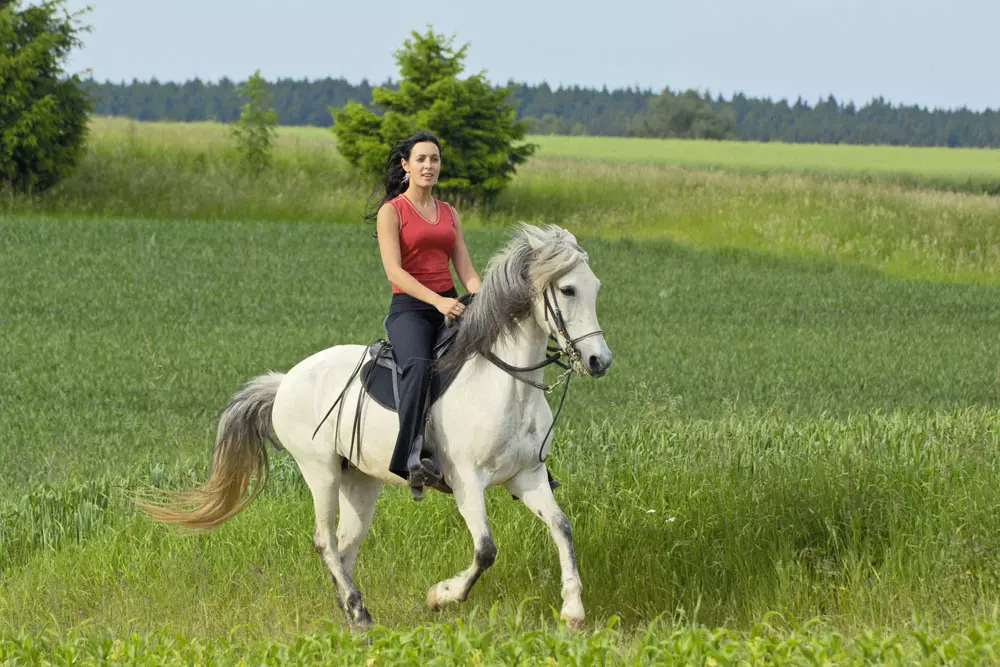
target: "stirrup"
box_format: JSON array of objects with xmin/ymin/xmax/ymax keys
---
[{"xmin": 407, "ymin": 458, "xmax": 444, "ymax": 501}]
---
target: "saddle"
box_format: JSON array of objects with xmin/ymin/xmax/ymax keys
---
[
  {"xmin": 358, "ymin": 294, "xmax": 473, "ymax": 412},
  {"xmin": 322, "ymin": 291, "xmax": 559, "ymax": 499}
]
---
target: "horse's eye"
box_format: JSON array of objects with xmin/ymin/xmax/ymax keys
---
[{"xmin": 559, "ymin": 286, "xmax": 576, "ymax": 297}]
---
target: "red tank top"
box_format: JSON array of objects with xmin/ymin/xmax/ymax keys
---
[{"xmin": 390, "ymin": 195, "xmax": 456, "ymax": 294}]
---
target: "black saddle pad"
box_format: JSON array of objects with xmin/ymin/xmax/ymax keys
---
[
  {"xmin": 359, "ymin": 299, "xmax": 470, "ymax": 413},
  {"xmin": 360, "ymin": 355, "xmax": 461, "ymax": 413}
]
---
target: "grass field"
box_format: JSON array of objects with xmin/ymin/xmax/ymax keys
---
[
  {"xmin": 532, "ymin": 135, "xmax": 1000, "ymax": 195},
  {"xmin": 75, "ymin": 119, "xmax": 1000, "ymax": 194},
  {"xmin": 4, "ymin": 217, "xmax": 1000, "ymax": 661},
  {"xmin": 3, "ymin": 120, "xmax": 1000, "ymax": 663},
  {"xmin": 6, "ymin": 118, "xmax": 1000, "ymax": 285}
]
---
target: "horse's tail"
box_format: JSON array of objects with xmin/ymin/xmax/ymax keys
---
[{"xmin": 138, "ymin": 372, "xmax": 284, "ymax": 531}]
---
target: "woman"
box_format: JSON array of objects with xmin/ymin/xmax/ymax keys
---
[
  {"xmin": 371, "ymin": 130, "xmax": 558, "ymax": 497},
  {"xmin": 372, "ymin": 130, "xmax": 479, "ymax": 491}
]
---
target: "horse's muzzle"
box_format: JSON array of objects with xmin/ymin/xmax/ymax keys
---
[{"xmin": 585, "ymin": 352, "xmax": 612, "ymax": 378}]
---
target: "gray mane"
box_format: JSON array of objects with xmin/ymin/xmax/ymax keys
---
[{"xmin": 438, "ymin": 223, "xmax": 588, "ymax": 373}]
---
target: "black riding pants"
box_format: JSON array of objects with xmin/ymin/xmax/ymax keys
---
[{"xmin": 385, "ymin": 288, "xmax": 455, "ymax": 479}]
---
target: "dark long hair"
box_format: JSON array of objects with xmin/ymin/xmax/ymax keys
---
[{"xmin": 364, "ymin": 130, "xmax": 442, "ymax": 234}]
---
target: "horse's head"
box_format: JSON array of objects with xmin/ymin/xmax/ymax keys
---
[
  {"xmin": 523, "ymin": 226, "xmax": 613, "ymax": 378},
  {"xmin": 439, "ymin": 223, "xmax": 613, "ymax": 378}
]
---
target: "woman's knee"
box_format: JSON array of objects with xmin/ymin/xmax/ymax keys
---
[{"xmin": 403, "ymin": 356, "xmax": 433, "ymax": 376}]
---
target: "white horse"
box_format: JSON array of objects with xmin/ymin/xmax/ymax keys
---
[{"xmin": 143, "ymin": 223, "xmax": 613, "ymax": 630}]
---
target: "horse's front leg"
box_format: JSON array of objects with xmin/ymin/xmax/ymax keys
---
[
  {"xmin": 506, "ymin": 465, "xmax": 584, "ymax": 630},
  {"xmin": 426, "ymin": 475, "xmax": 495, "ymax": 610}
]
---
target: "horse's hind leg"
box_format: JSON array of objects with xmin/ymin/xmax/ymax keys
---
[
  {"xmin": 300, "ymin": 462, "xmax": 373, "ymax": 629},
  {"xmin": 336, "ymin": 465, "xmax": 382, "ymax": 578},
  {"xmin": 505, "ymin": 465, "xmax": 584, "ymax": 631},
  {"xmin": 426, "ymin": 476, "xmax": 495, "ymax": 610}
]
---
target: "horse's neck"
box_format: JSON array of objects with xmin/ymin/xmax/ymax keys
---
[
  {"xmin": 444, "ymin": 317, "xmax": 549, "ymax": 429},
  {"xmin": 487, "ymin": 317, "xmax": 550, "ymax": 385}
]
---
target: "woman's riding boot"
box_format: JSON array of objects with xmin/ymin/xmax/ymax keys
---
[{"xmin": 406, "ymin": 435, "xmax": 445, "ymax": 500}]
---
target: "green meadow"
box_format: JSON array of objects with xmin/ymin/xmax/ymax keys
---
[
  {"xmin": 2, "ymin": 119, "xmax": 1000, "ymax": 663},
  {"xmin": 532, "ymin": 134, "xmax": 1000, "ymax": 194},
  {"xmin": 7, "ymin": 118, "xmax": 1000, "ymax": 284}
]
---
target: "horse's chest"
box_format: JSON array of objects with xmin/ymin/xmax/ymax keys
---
[{"xmin": 437, "ymin": 398, "xmax": 544, "ymax": 468}]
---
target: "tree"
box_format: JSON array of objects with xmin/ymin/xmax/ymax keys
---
[
  {"xmin": 630, "ymin": 89, "xmax": 735, "ymax": 140},
  {"xmin": 332, "ymin": 28, "xmax": 535, "ymax": 202},
  {"xmin": 0, "ymin": 0, "xmax": 90, "ymax": 193},
  {"xmin": 230, "ymin": 69, "xmax": 277, "ymax": 177}
]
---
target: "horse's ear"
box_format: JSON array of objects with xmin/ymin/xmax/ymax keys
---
[
  {"xmin": 515, "ymin": 222, "xmax": 546, "ymax": 252},
  {"xmin": 525, "ymin": 232, "xmax": 546, "ymax": 252}
]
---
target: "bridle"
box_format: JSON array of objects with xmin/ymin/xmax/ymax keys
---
[
  {"xmin": 543, "ymin": 283, "xmax": 605, "ymax": 365},
  {"xmin": 482, "ymin": 283, "xmax": 604, "ymax": 462},
  {"xmin": 483, "ymin": 284, "xmax": 603, "ymax": 391}
]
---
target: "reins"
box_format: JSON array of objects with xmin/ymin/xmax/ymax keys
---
[
  {"xmin": 481, "ymin": 347, "xmax": 567, "ymax": 391},
  {"xmin": 312, "ymin": 283, "xmax": 603, "ymax": 466}
]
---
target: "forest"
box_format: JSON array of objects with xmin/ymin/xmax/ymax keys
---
[{"xmin": 84, "ymin": 76, "xmax": 1000, "ymax": 148}]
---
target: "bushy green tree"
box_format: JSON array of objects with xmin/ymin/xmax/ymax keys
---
[
  {"xmin": 332, "ymin": 28, "xmax": 535, "ymax": 202},
  {"xmin": 230, "ymin": 69, "xmax": 277, "ymax": 177},
  {"xmin": 630, "ymin": 89, "xmax": 735, "ymax": 140},
  {"xmin": 0, "ymin": 0, "xmax": 90, "ymax": 193}
]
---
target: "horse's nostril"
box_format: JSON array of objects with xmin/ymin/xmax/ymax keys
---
[{"xmin": 588, "ymin": 355, "xmax": 599, "ymax": 370}]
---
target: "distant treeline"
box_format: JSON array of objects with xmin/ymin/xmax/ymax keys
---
[{"xmin": 83, "ymin": 77, "xmax": 1000, "ymax": 148}]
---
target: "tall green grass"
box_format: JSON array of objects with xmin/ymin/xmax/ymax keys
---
[
  {"xmin": 4, "ymin": 219, "xmax": 999, "ymax": 490},
  {"xmin": 81, "ymin": 119, "xmax": 1000, "ymax": 194},
  {"xmin": 5, "ymin": 617, "xmax": 1000, "ymax": 665},
  {"xmin": 5, "ymin": 413, "xmax": 1000, "ymax": 635},
  {"xmin": 503, "ymin": 159, "xmax": 1000, "ymax": 283},
  {"xmin": 532, "ymin": 134, "xmax": 1000, "ymax": 195},
  {"xmin": 2, "ymin": 118, "xmax": 365, "ymax": 223},
  {"xmin": 3, "ymin": 218, "xmax": 1000, "ymax": 645},
  {"xmin": 4, "ymin": 118, "xmax": 999, "ymax": 282}
]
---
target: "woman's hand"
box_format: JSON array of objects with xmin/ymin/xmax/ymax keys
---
[{"xmin": 436, "ymin": 297, "xmax": 466, "ymax": 319}]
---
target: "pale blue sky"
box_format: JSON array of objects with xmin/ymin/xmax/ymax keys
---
[{"xmin": 63, "ymin": 0, "xmax": 999, "ymax": 111}]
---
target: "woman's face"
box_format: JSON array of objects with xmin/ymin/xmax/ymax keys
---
[{"xmin": 403, "ymin": 141, "xmax": 441, "ymax": 187}]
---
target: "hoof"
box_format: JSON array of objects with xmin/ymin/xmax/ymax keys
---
[
  {"xmin": 561, "ymin": 613, "xmax": 584, "ymax": 632},
  {"xmin": 342, "ymin": 590, "xmax": 373, "ymax": 631},
  {"xmin": 426, "ymin": 584, "xmax": 440, "ymax": 611},
  {"xmin": 351, "ymin": 609, "xmax": 374, "ymax": 633},
  {"xmin": 349, "ymin": 618, "xmax": 373, "ymax": 635}
]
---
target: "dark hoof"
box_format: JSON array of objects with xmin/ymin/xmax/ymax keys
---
[{"xmin": 354, "ymin": 607, "xmax": 374, "ymax": 629}]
